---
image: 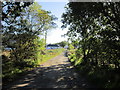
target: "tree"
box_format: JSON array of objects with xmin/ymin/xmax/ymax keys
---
[
  {"xmin": 2, "ymin": 1, "xmax": 57, "ymax": 81},
  {"xmin": 56, "ymin": 41, "xmax": 68, "ymax": 48},
  {"xmin": 61, "ymin": 1, "xmax": 120, "ymax": 87},
  {"xmin": 28, "ymin": 2, "xmax": 57, "ymax": 47},
  {"xmin": 62, "ymin": 2, "xmax": 120, "ymax": 67},
  {"xmin": 62, "ymin": 0, "xmax": 120, "ymax": 87}
]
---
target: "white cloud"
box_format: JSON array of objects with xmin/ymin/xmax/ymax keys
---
[{"xmin": 47, "ymin": 28, "xmax": 68, "ymax": 44}]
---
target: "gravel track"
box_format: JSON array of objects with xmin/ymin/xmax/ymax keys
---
[{"xmin": 3, "ymin": 52, "xmax": 93, "ymax": 89}]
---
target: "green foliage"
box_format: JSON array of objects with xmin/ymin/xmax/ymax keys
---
[
  {"xmin": 28, "ymin": 2, "xmax": 57, "ymax": 33},
  {"xmin": 62, "ymin": 2, "xmax": 120, "ymax": 88},
  {"xmin": 68, "ymin": 44, "xmax": 74, "ymax": 50},
  {"xmin": 55, "ymin": 41, "xmax": 68, "ymax": 48},
  {"xmin": 2, "ymin": 1, "xmax": 57, "ymax": 84}
]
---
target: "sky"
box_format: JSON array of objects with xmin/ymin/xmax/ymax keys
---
[{"xmin": 35, "ymin": 0, "xmax": 69, "ymax": 44}]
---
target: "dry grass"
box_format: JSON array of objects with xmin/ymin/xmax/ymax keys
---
[{"xmin": 1, "ymin": 50, "xmax": 11, "ymax": 56}]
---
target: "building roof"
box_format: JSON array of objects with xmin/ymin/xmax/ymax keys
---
[{"xmin": 47, "ymin": 44, "xmax": 59, "ymax": 47}]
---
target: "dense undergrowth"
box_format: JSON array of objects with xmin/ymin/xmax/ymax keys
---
[{"xmin": 67, "ymin": 48, "xmax": 120, "ymax": 88}]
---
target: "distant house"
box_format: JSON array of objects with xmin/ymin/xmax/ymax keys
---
[
  {"xmin": 46, "ymin": 44, "xmax": 61, "ymax": 49},
  {"xmin": 4, "ymin": 48, "xmax": 12, "ymax": 51},
  {"xmin": 64, "ymin": 45, "xmax": 68, "ymax": 49}
]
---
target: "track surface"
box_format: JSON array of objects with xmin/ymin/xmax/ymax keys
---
[{"xmin": 4, "ymin": 52, "xmax": 92, "ymax": 89}]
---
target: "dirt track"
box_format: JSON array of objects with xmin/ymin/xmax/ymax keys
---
[{"xmin": 4, "ymin": 52, "xmax": 92, "ymax": 89}]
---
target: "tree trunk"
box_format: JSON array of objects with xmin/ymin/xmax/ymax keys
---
[
  {"xmin": 95, "ymin": 52, "xmax": 98, "ymax": 66},
  {"xmin": 45, "ymin": 30, "xmax": 47, "ymax": 49}
]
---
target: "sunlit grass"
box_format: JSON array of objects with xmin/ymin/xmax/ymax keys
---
[{"xmin": 37, "ymin": 48, "xmax": 64, "ymax": 65}]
